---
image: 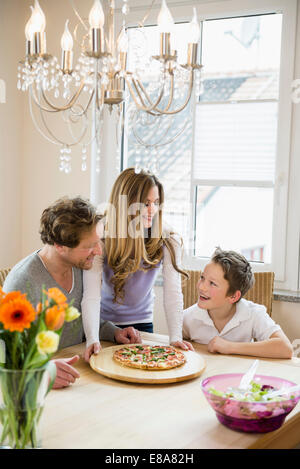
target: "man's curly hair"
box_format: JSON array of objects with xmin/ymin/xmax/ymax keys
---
[{"xmin": 39, "ymin": 196, "xmax": 101, "ymax": 248}]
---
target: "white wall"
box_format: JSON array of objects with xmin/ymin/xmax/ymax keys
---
[
  {"xmin": 20, "ymin": 0, "xmax": 92, "ymax": 259},
  {"xmin": 0, "ymin": 0, "xmax": 25, "ymax": 268}
]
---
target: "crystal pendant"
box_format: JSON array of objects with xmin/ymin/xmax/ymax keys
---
[
  {"xmin": 81, "ymin": 146, "xmax": 87, "ymax": 172},
  {"xmin": 96, "ymin": 146, "xmax": 101, "ymax": 174},
  {"xmin": 59, "ymin": 145, "xmax": 72, "ymax": 174},
  {"xmin": 150, "ymin": 148, "xmax": 159, "ymax": 175},
  {"xmin": 134, "ymin": 145, "xmax": 142, "ymax": 174},
  {"xmin": 122, "ymin": 3, "xmax": 130, "ymax": 15}
]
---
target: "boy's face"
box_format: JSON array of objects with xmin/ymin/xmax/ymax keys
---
[{"xmin": 197, "ymin": 262, "xmax": 238, "ymax": 310}]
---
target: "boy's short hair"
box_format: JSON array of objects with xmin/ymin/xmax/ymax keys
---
[
  {"xmin": 211, "ymin": 247, "xmax": 254, "ymax": 298},
  {"xmin": 39, "ymin": 196, "xmax": 101, "ymax": 248}
]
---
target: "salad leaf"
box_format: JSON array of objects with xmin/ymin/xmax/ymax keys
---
[{"xmin": 208, "ymin": 381, "xmax": 287, "ymax": 402}]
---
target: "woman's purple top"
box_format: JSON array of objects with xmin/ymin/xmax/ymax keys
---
[{"xmin": 100, "ymin": 257, "xmax": 161, "ymax": 324}]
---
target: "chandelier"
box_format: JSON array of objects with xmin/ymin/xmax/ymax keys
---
[{"xmin": 18, "ymin": 0, "xmax": 202, "ymax": 175}]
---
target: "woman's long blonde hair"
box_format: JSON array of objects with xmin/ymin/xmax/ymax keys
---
[{"xmin": 103, "ymin": 168, "xmax": 188, "ymax": 303}]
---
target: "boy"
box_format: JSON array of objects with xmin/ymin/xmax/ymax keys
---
[{"xmin": 183, "ymin": 248, "xmax": 293, "ymax": 358}]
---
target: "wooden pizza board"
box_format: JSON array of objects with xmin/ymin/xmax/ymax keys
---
[{"xmin": 90, "ymin": 343, "xmax": 206, "ymax": 384}]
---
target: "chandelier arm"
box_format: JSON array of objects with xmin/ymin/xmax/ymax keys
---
[
  {"xmin": 28, "ymin": 90, "xmax": 65, "ymax": 146},
  {"xmin": 73, "ymin": 87, "xmax": 96, "ymax": 116},
  {"xmin": 38, "ymin": 90, "xmax": 89, "ymax": 146},
  {"xmin": 132, "ymin": 112, "xmax": 191, "ymax": 148},
  {"xmin": 129, "ymin": 71, "xmax": 194, "ymax": 116},
  {"xmin": 131, "ymin": 112, "xmax": 174, "ymax": 146},
  {"xmin": 133, "ymin": 77, "xmax": 167, "ymax": 111},
  {"xmin": 66, "ymin": 105, "xmax": 90, "ymax": 144},
  {"xmin": 149, "ymin": 71, "xmax": 194, "ymax": 115},
  {"xmin": 40, "ymin": 81, "xmax": 87, "ymax": 112},
  {"xmin": 138, "ymin": 0, "xmax": 157, "ymax": 28},
  {"xmin": 95, "ymin": 76, "xmax": 103, "ymax": 112},
  {"xmin": 136, "ymin": 73, "xmax": 175, "ymax": 114},
  {"xmin": 30, "ymin": 87, "xmax": 89, "ymax": 146},
  {"xmin": 128, "ymin": 109, "xmax": 171, "ymax": 143},
  {"xmin": 160, "ymin": 71, "xmax": 174, "ymax": 112},
  {"xmin": 29, "ymin": 85, "xmax": 61, "ymax": 113},
  {"xmin": 125, "ymin": 75, "xmax": 165, "ymax": 114},
  {"xmin": 134, "ymin": 79, "xmax": 171, "ymax": 117},
  {"xmin": 29, "ymin": 81, "xmax": 86, "ymax": 113},
  {"xmin": 43, "ymin": 108, "xmax": 89, "ymax": 147},
  {"xmin": 31, "ymin": 76, "xmax": 97, "ymax": 118},
  {"xmin": 68, "ymin": 0, "xmax": 89, "ymax": 32}
]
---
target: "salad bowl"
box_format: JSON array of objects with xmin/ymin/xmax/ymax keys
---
[{"xmin": 201, "ymin": 373, "xmax": 300, "ymax": 433}]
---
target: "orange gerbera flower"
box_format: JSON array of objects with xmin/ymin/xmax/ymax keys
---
[
  {"xmin": 0, "ymin": 298, "xmax": 36, "ymax": 332},
  {"xmin": 45, "ymin": 305, "xmax": 65, "ymax": 331},
  {"xmin": 0, "ymin": 286, "xmax": 5, "ymax": 301},
  {"xmin": 0, "ymin": 290, "xmax": 26, "ymax": 305},
  {"xmin": 45, "ymin": 288, "xmax": 67, "ymax": 306}
]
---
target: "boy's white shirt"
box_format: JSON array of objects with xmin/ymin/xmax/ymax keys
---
[
  {"xmin": 81, "ymin": 235, "xmax": 184, "ymax": 347},
  {"xmin": 182, "ymin": 298, "xmax": 281, "ymax": 344}
]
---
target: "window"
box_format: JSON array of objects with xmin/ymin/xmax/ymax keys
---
[
  {"xmin": 122, "ymin": 22, "xmax": 194, "ymax": 251},
  {"xmin": 120, "ymin": 0, "xmax": 297, "ymax": 290},
  {"xmin": 193, "ymin": 14, "xmax": 281, "ymax": 264}
]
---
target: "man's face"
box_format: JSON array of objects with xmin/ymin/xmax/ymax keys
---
[{"xmin": 61, "ymin": 224, "xmax": 103, "ymax": 270}]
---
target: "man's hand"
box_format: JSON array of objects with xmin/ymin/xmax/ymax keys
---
[
  {"xmin": 171, "ymin": 340, "xmax": 194, "ymax": 351},
  {"xmin": 52, "ymin": 356, "xmax": 80, "ymax": 389},
  {"xmin": 207, "ymin": 336, "xmax": 232, "ymax": 355},
  {"xmin": 114, "ymin": 326, "xmax": 142, "ymax": 344},
  {"xmin": 84, "ymin": 342, "xmax": 102, "ymax": 363}
]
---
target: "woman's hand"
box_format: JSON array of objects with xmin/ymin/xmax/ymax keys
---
[
  {"xmin": 171, "ymin": 340, "xmax": 194, "ymax": 351},
  {"xmin": 84, "ymin": 342, "xmax": 102, "ymax": 362}
]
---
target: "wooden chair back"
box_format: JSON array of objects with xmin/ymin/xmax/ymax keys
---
[{"xmin": 0, "ymin": 268, "xmax": 11, "ymax": 287}]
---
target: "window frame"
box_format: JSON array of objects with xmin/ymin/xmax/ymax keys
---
[
  {"xmin": 116, "ymin": 0, "xmax": 298, "ymax": 291},
  {"xmin": 183, "ymin": 0, "xmax": 297, "ymax": 292}
]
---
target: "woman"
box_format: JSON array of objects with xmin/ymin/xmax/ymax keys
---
[{"xmin": 82, "ymin": 168, "xmax": 193, "ymax": 361}]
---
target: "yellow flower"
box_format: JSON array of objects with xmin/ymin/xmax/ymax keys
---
[
  {"xmin": 65, "ymin": 306, "xmax": 80, "ymax": 322},
  {"xmin": 35, "ymin": 331, "xmax": 59, "ymax": 355}
]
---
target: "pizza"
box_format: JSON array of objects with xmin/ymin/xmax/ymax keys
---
[{"xmin": 113, "ymin": 344, "xmax": 186, "ymax": 370}]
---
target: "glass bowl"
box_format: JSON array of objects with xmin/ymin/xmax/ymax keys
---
[{"xmin": 201, "ymin": 373, "xmax": 300, "ymax": 433}]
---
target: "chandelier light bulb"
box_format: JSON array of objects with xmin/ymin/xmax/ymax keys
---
[
  {"xmin": 188, "ymin": 8, "xmax": 200, "ymax": 44},
  {"xmin": 89, "ymin": 0, "xmax": 105, "ymax": 29},
  {"xmin": 32, "ymin": 0, "xmax": 46, "ymax": 33},
  {"xmin": 25, "ymin": 6, "xmax": 35, "ymax": 41},
  {"xmin": 61, "ymin": 20, "xmax": 73, "ymax": 51},
  {"xmin": 157, "ymin": 0, "xmax": 174, "ymax": 33}
]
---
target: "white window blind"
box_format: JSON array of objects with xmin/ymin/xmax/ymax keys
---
[{"xmin": 193, "ymin": 101, "xmax": 278, "ymax": 183}]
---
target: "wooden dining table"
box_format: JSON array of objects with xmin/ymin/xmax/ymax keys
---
[{"xmin": 42, "ymin": 332, "xmax": 300, "ymax": 449}]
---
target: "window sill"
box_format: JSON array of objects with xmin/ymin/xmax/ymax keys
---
[{"xmin": 273, "ymin": 290, "xmax": 300, "ymax": 304}]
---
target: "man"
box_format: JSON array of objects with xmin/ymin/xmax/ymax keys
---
[{"xmin": 3, "ymin": 196, "xmax": 141, "ymax": 389}]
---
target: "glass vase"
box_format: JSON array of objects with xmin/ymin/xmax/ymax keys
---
[{"xmin": 0, "ymin": 367, "xmax": 51, "ymax": 449}]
